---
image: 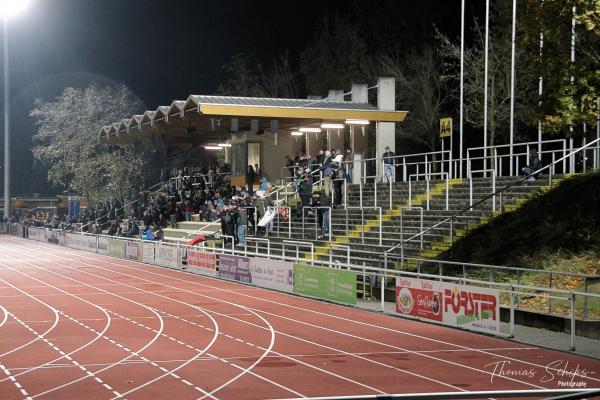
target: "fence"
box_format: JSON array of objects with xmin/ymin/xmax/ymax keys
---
[{"xmin": 4, "ymin": 224, "xmax": 599, "ymax": 351}]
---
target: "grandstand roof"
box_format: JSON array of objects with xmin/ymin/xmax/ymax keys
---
[{"xmin": 99, "ymin": 94, "xmax": 407, "ymax": 145}]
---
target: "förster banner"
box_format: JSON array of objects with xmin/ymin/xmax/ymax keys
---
[{"xmin": 395, "ymin": 276, "xmax": 500, "ymax": 334}]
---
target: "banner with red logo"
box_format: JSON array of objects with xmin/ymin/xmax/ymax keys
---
[{"xmin": 396, "ymin": 277, "xmax": 500, "ymax": 334}]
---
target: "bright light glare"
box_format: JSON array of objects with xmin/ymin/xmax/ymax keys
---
[
  {"xmin": 204, "ymin": 146, "xmax": 221, "ymax": 150},
  {"xmin": 0, "ymin": 0, "xmax": 31, "ymax": 18},
  {"xmin": 299, "ymin": 127, "xmax": 322, "ymax": 133},
  {"xmin": 320, "ymin": 123, "xmax": 345, "ymax": 129},
  {"xmin": 291, "ymin": 131, "xmax": 303, "ymax": 136}
]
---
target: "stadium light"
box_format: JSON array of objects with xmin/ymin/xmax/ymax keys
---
[
  {"xmin": 2, "ymin": 0, "xmax": 31, "ymax": 220},
  {"xmin": 345, "ymin": 119, "xmax": 370, "ymax": 125},
  {"xmin": 320, "ymin": 123, "xmax": 344, "ymax": 129},
  {"xmin": 0, "ymin": 0, "xmax": 30, "ymax": 17},
  {"xmin": 299, "ymin": 127, "xmax": 321, "ymax": 133}
]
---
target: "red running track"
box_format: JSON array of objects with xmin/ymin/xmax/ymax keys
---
[{"xmin": 0, "ymin": 236, "xmax": 599, "ymax": 400}]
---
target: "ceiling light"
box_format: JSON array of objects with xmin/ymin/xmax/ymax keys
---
[
  {"xmin": 299, "ymin": 127, "xmax": 322, "ymax": 133},
  {"xmin": 218, "ymin": 143, "xmax": 231, "ymax": 147},
  {"xmin": 345, "ymin": 119, "xmax": 370, "ymax": 125},
  {"xmin": 204, "ymin": 146, "xmax": 221, "ymax": 150},
  {"xmin": 320, "ymin": 123, "xmax": 344, "ymax": 129},
  {"xmin": 291, "ymin": 131, "xmax": 303, "ymax": 136}
]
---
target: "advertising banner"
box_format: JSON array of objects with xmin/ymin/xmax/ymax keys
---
[
  {"xmin": 218, "ymin": 255, "xmax": 251, "ymax": 283},
  {"xmin": 67, "ymin": 233, "xmax": 87, "ymax": 251},
  {"xmin": 395, "ymin": 277, "xmax": 500, "ymax": 334},
  {"xmin": 57, "ymin": 231, "xmax": 67, "ymax": 246},
  {"xmin": 187, "ymin": 250, "xmax": 217, "ymax": 277},
  {"xmin": 85, "ymin": 235, "xmax": 97, "ymax": 252},
  {"xmin": 142, "ymin": 242, "xmax": 155, "ymax": 263},
  {"xmin": 293, "ymin": 264, "xmax": 357, "ymax": 305},
  {"xmin": 108, "ymin": 238, "xmax": 126, "ymax": 258},
  {"xmin": 97, "ymin": 236, "xmax": 109, "ymax": 254},
  {"xmin": 155, "ymin": 244, "xmax": 178, "ymax": 268},
  {"xmin": 125, "ymin": 241, "xmax": 141, "ymax": 261},
  {"xmin": 248, "ymin": 258, "xmax": 293, "ymax": 293}
]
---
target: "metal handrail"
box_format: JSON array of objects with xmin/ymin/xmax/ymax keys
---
[
  {"xmin": 345, "ymin": 206, "xmax": 383, "ymax": 246},
  {"xmin": 408, "ymin": 172, "xmax": 449, "ymax": 211},
  {"xmin": 301, "ymin": 206, "xmax": 332, "ymax": 241},
  {"xmin": 384, "ymin": 137, "xmax": 600, "ymax": 258},
  {"xmin": 282, "ymin": 240, "xmax": 314, "ymax": 264}
]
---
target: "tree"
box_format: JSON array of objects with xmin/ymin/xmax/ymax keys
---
[
  {"xmin": 379, "ymin": 46, "xmax": 454, "ymax": 153},
  {"xmin": 216, "ymin": 52, "xmax": 301, "ymax": 98},
  {"xmin": 300, "ymin": 14, "xmax": 369, "ymax": 95},
  {"xmin": 519, "ymin": 0, "xmax": 600, "ymax": 135},
  {"xmin": 30, "ymin": 84, "xmax": 149, "ymax": 203}
]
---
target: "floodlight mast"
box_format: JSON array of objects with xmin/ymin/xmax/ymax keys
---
[{"xmin": 2, "ymin": 0, "xmax": 30, "ymax": 220}]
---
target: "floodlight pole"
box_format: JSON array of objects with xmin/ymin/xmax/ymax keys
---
[
  {"xmin": 3, "ymin": 17, "xmax": 10, "ymax": 220},
  {"xmin": 483, "ymin": 0, "xmax": 490, "ymax": 176},
  {"xmin": 509, "ymin": 0, "xmax": 517, "ymax": 176}
]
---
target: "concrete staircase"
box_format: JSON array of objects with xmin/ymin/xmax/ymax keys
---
[{"xmin": 240, "ymin": 176, "xmax": 563, "ymax": 270}]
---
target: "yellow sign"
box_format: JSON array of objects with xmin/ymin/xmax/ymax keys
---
[{"xmin": 440, "ymin": 117, "xmax": 452, "ymax": 138}]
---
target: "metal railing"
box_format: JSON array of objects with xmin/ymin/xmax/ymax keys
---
[
  {"xmin": 301, "ymin": 206, "xmax": 332, "ymax": 241},
  {"xmin": 408, "ymin": 172, "xmax": 449, "ymax": 211},
  {"xmin": 344, "ymin": 206, "xmax": 382, "ymax": 246},
  {"xmin": 10, "ymin": 226, "xmax": 600, "ymax": 349},
  {"xmin": 384, "ymin": 137, "xmax": 600, "ymax": 267}
]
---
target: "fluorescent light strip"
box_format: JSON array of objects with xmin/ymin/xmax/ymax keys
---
[
  {"xmin": 218, "ymin": 143, "xmax": 231, "ymax": 147},
  {"xmin": 320, "ymin": 123, "xmax": 344, "ymax": 129},
  {"xmin": 204, "ymin": 146, "xmax": 221, "ymax": 150},
  {"xmin": 291, "ymin": 131, "xmax": 304, "ymax": 136},
  {"xmin": 299, "ymin": 127, "xmax": 322, "ymax": 133},
  {"xmin": 345, "ymin": 119, "xmax": 370, "ymax": 125}
]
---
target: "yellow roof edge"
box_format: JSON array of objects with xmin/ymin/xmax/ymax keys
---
[{"xmin": 199, "ymin": 103, "xmax": 407, "ymax": 122}]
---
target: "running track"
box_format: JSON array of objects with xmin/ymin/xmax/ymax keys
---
[{"xmin": 0, "ymin": 236, "xmax": 598, "ymax": 400}]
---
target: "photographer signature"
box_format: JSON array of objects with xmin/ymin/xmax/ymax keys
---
[{"xmin": 484, "ymin": 360, "xmax": 592, "ymax": 384}]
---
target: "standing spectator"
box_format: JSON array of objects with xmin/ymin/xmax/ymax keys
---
[
  {"xmin": 344, "ymin": 148, "xmax": 353, "ymax": 182},
  {"xmin": 246, "ymin": 165, "xmax": 256, "ymax": 193},
  {"xmin": 383, "ymin": 146, "xmax": 396, "ymax": 183},
  {"xmin": 236, "ymin": 206, "xmax": 248, "ymax": 245},
  {"xmin": 320, "ymin": 150, "xmax": 334, "ymax": 196},
  {"xmin": 522, "ymin": 148, "xmax": 542, "ymax": 181}
]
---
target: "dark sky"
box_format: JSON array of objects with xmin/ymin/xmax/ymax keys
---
[{"xmin": 2, "ymin": 0, "xmax": 476, "ymax": 195}]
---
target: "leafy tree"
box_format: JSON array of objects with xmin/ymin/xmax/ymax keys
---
[
  {"xmin": 519, "ymin": 0, "xmax": 600, "ymax": 135},
  {"xmin": 30, "ymin": 84, "xmax": 149, "ymax": 203}
]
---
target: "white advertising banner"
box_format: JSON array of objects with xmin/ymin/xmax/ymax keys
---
[
  {"xmin": 142, "ymin": 242, "xmax": 155, "ymax": 263},
  {"xmin": 97, "ymin": 237, "xmax": 109, "ymax": 254},
  {"xmin": 248, "ymin": 258, "xmax": 294, "ymax": 293},
  {"xmin": 155, "ymin": 244, "xmax": 178, "ymax": 269},
  {"xmin": 85, "ymin": 236, "xmax": 97, "ymax": 252},
  {"xmin": 395, "ymin": 276, "xmax": 500, "ymax": 335},
  {"xmin": 125, "ymin": 241, "xmax": 141, "ymax": 261}
]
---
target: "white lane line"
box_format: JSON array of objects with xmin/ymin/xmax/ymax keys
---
[
  {"xmin": 5, "ymin": 312, "xmax": 119, "ymax": 397},
  {"xmin": 0, "ymin": 249, "xmax": 166, "ymax": 399},
  {"xmin": 0, "ymin": 277, "xmax": 60, "ymax": 359},
  {"xmin": 4, "ymin": 241, "xmax": 307, "ymax": 399},
  {"xmin": 0, "ymin": 243, "xmax": 220, "ymax": 400},
  {"xmin": 52, "ymin": 250, "xmax": 477, "ymax": 394},
  {"xmin": 0, "ymin": 304, "xmax": 8, "ymax": 329},
  {"xmin": 71, "ymin": 248, "xmax": 589, "ymax": 389}
]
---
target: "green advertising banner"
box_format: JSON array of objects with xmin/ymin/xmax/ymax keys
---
[
  {"xmin": 293, "ymin": 264, "xmax": 357, "ymax": 305},
  {"xmin": 108, "ymin": 238, "xmax": 125, "ymax": 258}
]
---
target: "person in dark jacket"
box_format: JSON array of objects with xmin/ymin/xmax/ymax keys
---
[
  {"xmin": 383, "ymin": 146, "xmax": 396, "ymax": 182},
  {"xmin": 246, "ymin": 165, "xmax": 256, "ymax": 193}
]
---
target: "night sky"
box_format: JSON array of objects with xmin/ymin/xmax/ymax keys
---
[{"xmin": 1, "ymin": 0, "xmax": 475, "ymax": 195}]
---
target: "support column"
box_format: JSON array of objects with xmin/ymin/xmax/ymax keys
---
[
  {"xmin": 326, "ymin": 90, "xmax": 345, "ymax": 151},
  {"xmin": 376, "ymin": 77, "xmax": 396, "ymax": 178},
  {"xmin": 351, "ymin": 84, "xmax": 369, "ymax": 184},
  {"xmin": 306, "ymin": 95, "xmax": 322, "ymax": 157}
]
